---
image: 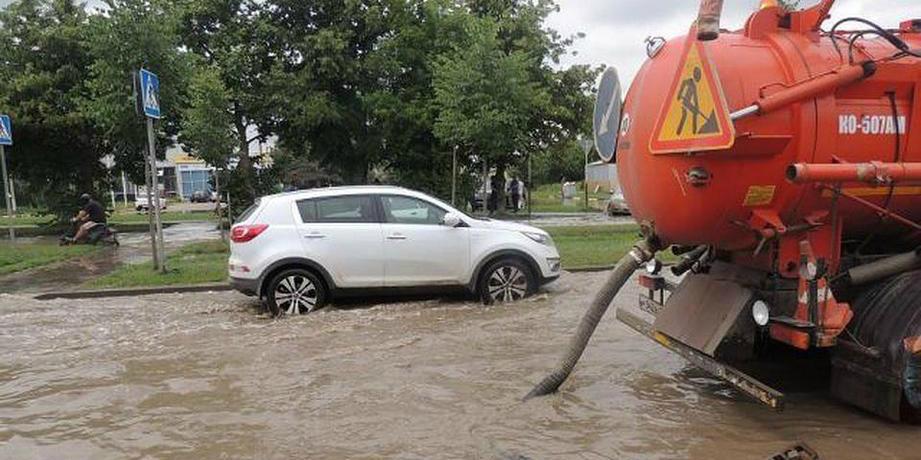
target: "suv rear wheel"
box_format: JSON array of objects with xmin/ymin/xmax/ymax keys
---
[
  {"xmin": 479, "ymin": 257, "xmax": 536, "ymax": 305},
  {"xmin": 266, "ymin": 269, "xmax": 327, "ymax": 316}
]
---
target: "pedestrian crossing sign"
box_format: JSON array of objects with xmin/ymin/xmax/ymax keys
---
[
  {"xmin": 649, "ymin": 29, "xmax": 734, "ymax": 154},
  {"xmin": 139, "ymin": 68, "xmax": 161, "ymax": 119},
  {"xmin": 0, "ymin": 115, "xmax": 11, "ymax": 146}
]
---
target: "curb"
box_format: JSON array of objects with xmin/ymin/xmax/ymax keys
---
[
  {"xmin": 566, "ymin": 265, "xmax": 617, "ymax": 273},
  {"xmin": 33, "ymin": 282, "xmax": 233, "ymax": 300}
]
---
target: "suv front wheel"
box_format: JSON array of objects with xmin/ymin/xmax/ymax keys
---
[
  {"xmin": 479, "ymin": 257, "xmax": 536, "ymax": 305},
  {"xmin": 266, "ymin": 269, "xmax": 327, "ymax": 316}
]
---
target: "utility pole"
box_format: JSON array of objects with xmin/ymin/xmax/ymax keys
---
[
  {"xmin": 121, "ymin": 170, "xmax": 129, "ymax": 207},
  {"xmin": 527, "ymin": 152, "xmax": 532, "ymax": 223},
  {"xmin": 215, "ymin": 168, "xmax": 225, "ymax": 242}
]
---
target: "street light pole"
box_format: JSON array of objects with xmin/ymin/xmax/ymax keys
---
[
  {"xmin": 579, "ymin": 136, "xmax": 594, "ymax": 212},
  {"xmin": 451, "ymin": 146, "xmax": 457, "ymax": 206}
]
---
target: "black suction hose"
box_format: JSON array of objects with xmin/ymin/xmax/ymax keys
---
[{"xmin": 524, "ymin": 239, "xmax": 656, "ymax": 400}]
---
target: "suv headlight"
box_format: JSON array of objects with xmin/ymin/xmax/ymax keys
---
[{"xmin": 522, "ymin": 231, "xmax": 554, "ymax": 247}]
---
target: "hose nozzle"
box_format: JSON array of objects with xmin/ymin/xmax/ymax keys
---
[{"xmin": 697, "ymin": 0, "xmax": 724, "ymax": 41}]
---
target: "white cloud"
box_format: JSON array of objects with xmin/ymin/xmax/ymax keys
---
[{"xmin": 548, "ymin": 0, "xmax": 918, "ymax": 85}]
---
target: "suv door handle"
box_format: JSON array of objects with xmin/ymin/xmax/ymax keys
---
[
  {"xmin": 386, "ymin": 234, "xmax": 407, "ymax": 240},
  {"xmin": 304, "ymin": 233, "xmax": 326, "ymax": 239}
]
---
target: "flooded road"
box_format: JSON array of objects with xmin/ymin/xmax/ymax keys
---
[{"xmin": 1, "ymin": 271, "xmax": 918, "ymax": 459}]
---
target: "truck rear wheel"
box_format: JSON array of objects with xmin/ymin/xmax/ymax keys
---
[{"xmin": 832, "ymin": 270, "xmax": 921, "ymax": 422}]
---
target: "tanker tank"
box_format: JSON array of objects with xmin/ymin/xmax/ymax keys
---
[{"xmin": 528, "ymin": 0, "xmax": 921, "ymax": 422}]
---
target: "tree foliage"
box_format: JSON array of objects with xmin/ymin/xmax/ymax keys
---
[
  {"xmin": 0, "ymin": 0, "xmax": 597, "ymax": 213},
  {"xmin": 0, "ymin": 0, "xmax": 101, "ymax": 217},
  {"xmin": 83, "ymin": 0, "xmax": 190, "ymax": 184}
]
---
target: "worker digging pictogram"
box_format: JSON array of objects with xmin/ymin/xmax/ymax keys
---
[
  {"xmin": 676, "ymin": 66, "xmax": 720, "ymax": 136},
  {"xmin": 649, "ymin": 28, "xmax": 735, "ymax": 154}
]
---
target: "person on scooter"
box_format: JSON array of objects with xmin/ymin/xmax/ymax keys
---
[{"xmin": 72, "ymin": 193, "xmax": 107, "ymax": 243}]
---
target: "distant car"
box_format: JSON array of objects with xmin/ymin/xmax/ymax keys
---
[
  {"xmin": 190, "ymin": 190, "xmax": 211, "ymax": 203},
  {"xmin": 228, "ymin": 186, "xmax": 562, "ymax": 316},
  {"xmin": 605, "ymin": 190, "xmax": 630, "ymax": 215},
  {"xmin": 135, "ymin": 195, "xmax": 167, "ymax": 212}
]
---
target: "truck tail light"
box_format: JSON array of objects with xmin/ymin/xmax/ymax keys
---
[{"xmin": 231, "ymin": 224, "xmax": 269, "ymax": 243}]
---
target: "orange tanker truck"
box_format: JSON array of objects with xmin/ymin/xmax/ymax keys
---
[{"xmin": 527, "ymin": 0, "xmax": 921, "ymax": 422}]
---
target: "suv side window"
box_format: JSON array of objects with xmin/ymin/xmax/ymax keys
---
[
  {"xmin": 310, "ymin": 195, "xmax": 378, "ymax": 223},
  {"xmin": 296, "ymin": 199, "xmax": 317, "ymax": 222},
  {"xmin": 381, "ymin": 195, "xmax": 447, "ymax": 225}
]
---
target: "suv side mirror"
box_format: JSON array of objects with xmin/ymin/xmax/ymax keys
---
[{"xmin": 441, "ymin": 213, "xmax": 462, "ymax": 228}]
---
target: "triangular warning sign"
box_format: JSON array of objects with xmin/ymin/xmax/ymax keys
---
[{"xmin": 649, "ymin": 28, "xmax": 735, "ymax": 154}]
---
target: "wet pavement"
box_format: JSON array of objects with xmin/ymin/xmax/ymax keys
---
[
  {"xmin": 1, "ymin": 271, "xmax": 917, "ymax": 459},
  {"xmin": 505, "ymin": 212, "xmax": 634, "ymax": 227},
  {"xmin": 0, "ymin": 222, "xmax": 221, "ymax": 294}
]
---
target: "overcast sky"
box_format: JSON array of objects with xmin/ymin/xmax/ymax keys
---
[
  {"xmin": 548, "ymin": 0, "xmax": 917, "ymax": 85},
  {"xmin": 1, "ymin": 0, "xmax": 916, "ymax": 83}
]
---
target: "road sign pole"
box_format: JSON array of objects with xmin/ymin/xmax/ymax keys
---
[
  {"xmin": 146, "ymin": 117, "xmax": 166, "ymax": 273},
  {"xmin": 0, "ymin": 145, "xmax": 14, "ymax": 241},
  {"xmin": 144, "ymin": 148, "xmax": 160, "ymax": 270}
]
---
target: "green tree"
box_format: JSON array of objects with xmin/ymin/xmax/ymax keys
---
[
  {"xmin": 267, "ymin": 0, "xmax": 397, "ymax": 185},
  {"xmin": 177, "ymin": 0, "xmax": 278, "ymax": 202},
  {"xmin": 0, "ymin": 0, "xmax": 103, "ymax": 218},
  {"xmin": 433, "ymin": 16, "xmax": 548, "ymax": 210},
  {"xmin": 180, "ymin": 65, "xmax": 235, "ymax": 169},
  {"xmin": 83, "ymin": 0, "xmax": 190, "ymax": 186}
]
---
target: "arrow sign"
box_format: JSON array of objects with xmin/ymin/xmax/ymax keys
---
[
  {"xmin": 0, "ymin": 115, "xmax": 11, "ymax": 146},
  {"xmin": 139, "ymin": 68, "xmax": 161, "ymax": 119},
  {"xmin": 593, "ymin": 67, "xmax": 622, "ymax": 163}
]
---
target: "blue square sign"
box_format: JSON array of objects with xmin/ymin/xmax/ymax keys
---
[
  {"xmin": 139, "ymin": 68, "xmax": 161, "ymax": 119},
  {"xmin": 0, "ymin": 115, "xmax": 11, "ymax": 146}
]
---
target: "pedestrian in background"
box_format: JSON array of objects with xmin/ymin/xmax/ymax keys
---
[{"xmin": 509, "ymin": 177, "xmax": 521, "ymax": 213}]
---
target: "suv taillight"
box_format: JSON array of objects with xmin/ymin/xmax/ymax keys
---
[{"xmin": 231, "ymin": 224, "xmax": 269, "ymax": 243}]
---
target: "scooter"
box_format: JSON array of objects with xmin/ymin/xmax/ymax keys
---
[{"xmin": 60, "ymin": 220, "xmax": 119, "ymax": 247}]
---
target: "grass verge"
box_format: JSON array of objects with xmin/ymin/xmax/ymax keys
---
[
  {"xmin": 109, "ymin": 211, "xmax": 218, "ymax": 224},
  {"xmin": 87, "ymin": 240, "xmax": 229, "ymax": 289},
  {"xmin": 0, "ymin": 211, "xmax": 218, "ymax": 228},
  {"xmin": 83, "ymin": 225, "xmax": 663, "ymax": 289},
  {"xmin": 544, "ymin": 225, "xmax": 642, "ymax": 269},
  {"xmin": 0, "ymin": 242, "xmax": 97, "ymax": 275}
]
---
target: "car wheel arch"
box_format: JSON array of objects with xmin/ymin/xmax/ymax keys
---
[
  {"xmin": 469, "ymin": 249, "xmax": 542, "ymax": 291},
  {"xmin": 258, "ymin": 258, "xmax": 335, "ymax": 299}
]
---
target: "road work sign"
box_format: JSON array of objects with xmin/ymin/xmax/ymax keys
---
[
  {"xmin": 0, "ymin": 115, "xmax": 11, "ymax": 146},
  {"xmin": 139, "ymin": 68, "xmax": 161, "ymax": 119},
  {"xmin": 649, "ymin": 32, "xmax": 734, "ymax": 154}
]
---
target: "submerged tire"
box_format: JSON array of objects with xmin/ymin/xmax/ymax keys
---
[
  {"xmin": 846, "ymin": 270, "xmax": 921, "ymax": 422},
  {"xmin": 479, "ymin": 257, "xmax": 536, "ymax": 305},
  {"xmin": 265, "ymin": 269, "xmax": 327, "ymax": 317}
]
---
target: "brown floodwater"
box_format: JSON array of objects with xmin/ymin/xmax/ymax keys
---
[{"xmin": 0, "ymin": 272, "xmax": 918, "ymax": 459}]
